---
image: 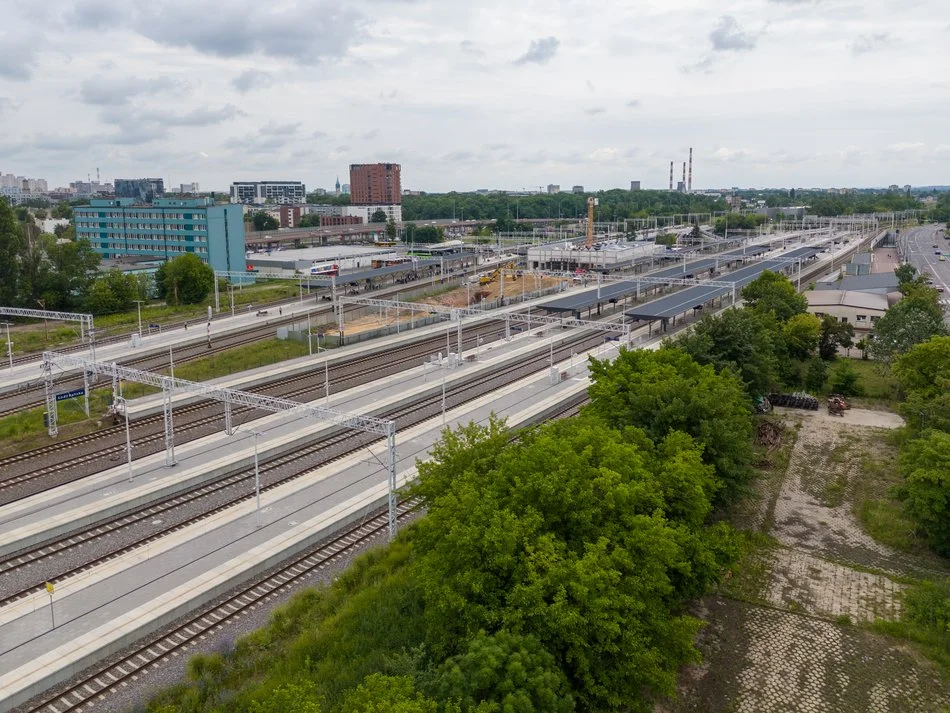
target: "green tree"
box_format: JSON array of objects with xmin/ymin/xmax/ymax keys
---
[
  {"xmin": 252, "ymin": 211, "xmax": 279, "ymax": 231},
  {"xmin": 741, "ymin": 270, "xmax": 807, "ymax": 322},
  {"xmin": 248, "ymin": 681, "xmax": 323, "ymax": 713},
  {"xmin": 342, "ymin": 675, "xmax": 438, "ymax": 713},
  {"xmin": 782, "ymin": 313, "xmax": 822, "ymax": 359},
  {"xmin": 428, "ymin": 631, "xmax": 573, "ymax": 713},
  {"xmin": 51, "ymin": 202, "xmax": 74, "ymax": 220},
  {"xmin": 818, "ymin": 315, "xmax": 855, "ymax": 360},
  {"xmin": 386, "ymin": 218, "xmax": 398, "ymax": 240},
  {"xmin": 412, "ymin": 415, "xmax": 736, "ymax": 712},
  {"xmin": 828, "ymin": 360, "xmax": 862, "ymax": 396},
  {"xmin": 155, "ymin": 253, "xmax": 215, "ymax": 305},
  {"xmin": 899, "ymin": 430, "xmax": 950, "ymax": 555},
  {"xmin": 895, "ymin": 262, "xmax": 918, "ymax": 285},
  {"xmin": 406, "ymin": 225, "xmax": 444, "ymax": 244},
  {"xmin": 299, "ymin": 214, "xmax": 321, "ymax": 228},
  {"xmin": 867, "ymin": 299, "xmax": 947, "ymax": 363},
  {"xmin": 654, "ymin": 233, "xmax": 677, "ymax": 247},
  {"xmin": 804, "ymin": 356, "xmax": 827, "ymax": 392},
  {"xmin": 43, "ymin": 237, "xmax": 100, "ymax": 309},
  {"xmin": 370, "ymin": 209, "xmax": 388, "ymax": 223},
  {"xmin": 893, "ymin": 336, "xmax": 950, "ymax": 434},
  {"xmin": 675, "ymin": 309, "xmax": 780, "ymax": 397},
  {"xmin": 0, "ymin": 198, "xmax": 23, "ymax": 306},
  {"xmin": 586, "ymin": 347, "xmax": 754, "ymax": 496}
]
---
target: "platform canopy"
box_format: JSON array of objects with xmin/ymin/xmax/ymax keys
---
[{"xmin": 624, "ymin": 246, "xmax": 821, "ymax": 322}]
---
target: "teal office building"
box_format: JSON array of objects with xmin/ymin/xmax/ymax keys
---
[{"xmin": 74, "ymin": 197, "xmax": 246, "ymax": 274}]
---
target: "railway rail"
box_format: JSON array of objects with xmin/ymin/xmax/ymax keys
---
[
  {"xmin": 14, "ymin": 390, "xmax": 590, "ymax": 713},
  {"xmin": 0, "ymin": 319, "xmax": 517, "ymax": 502},
  {"xmin": 0, "ymin": 330, "xmax": 601, "ymax": 608},
  {"xmin": 0, "ymin": 267, "xmax": 479, "ymax": 417}
]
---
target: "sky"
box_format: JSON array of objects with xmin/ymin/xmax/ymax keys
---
[{"xmin": 0, "ymin": 0, "xmax": 949, "ymax": 193}]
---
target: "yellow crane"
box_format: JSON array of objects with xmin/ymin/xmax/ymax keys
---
[{"xmin": 586, "ymin": 196, "xmax": 598, "ymax": 249}]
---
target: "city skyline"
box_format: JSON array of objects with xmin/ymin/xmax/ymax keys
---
[{"xmin": 0, "ymin": 0, "xmax": 948, "ymax": 191}]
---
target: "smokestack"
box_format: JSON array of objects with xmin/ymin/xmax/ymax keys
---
[
  {"xmin": 682, "ymin": 162, "xmax": 686, "ymax": 188},
  {"xmin": 688, "ymin": 148, "xmax": 693, "ymax": 192},
  {"xmin": 669, "ymin": 161, "xmax": 673, "ymax": 191}
]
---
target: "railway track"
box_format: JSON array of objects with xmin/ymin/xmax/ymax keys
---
[
  {"xmin": 0, "ymin": 269, "xmax": 477, "ymax": 417},
  {"xmin": 0, "ymin": 320, "xmax": 516, "ymax": 503},
  {"xmin": 14, "ymin": 387, "xmax": 590, "ymax": 713},
  {"xmin": 18, "ymin": 500, "xmax": 419, "ymax": 713},
  {"xmin": 0, "ymin": 330, "xmax": 601, "ymax": 608}
]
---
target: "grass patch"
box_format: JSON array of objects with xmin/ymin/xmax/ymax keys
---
[
  {"xmin": 720, "ymin": 531, "xmax": 779, "ymax": 605},
  {"xmin": 6, "ymin": 281, "xmax": 302, "ymax": 355},
  {"xmin": 0, "ymin": 388, "xmax": 115, "ymax": 457},
  {"xmin": 168, "ymin": 338, "xmax": 310, "ymax": 382},
  {"xmin": 851, "ymin": 434, "xmax": 931, "ymax": 555},
  {"xmin": 871, "ymin": 579, "xmax": 950, "ymax": 671},
  {"xmin": 147, "ymin": 537, "xmax": 424, "ymax": 713},
  {"xmin": 839, "ymin": 358, "xmax": 901, "ymax": 409},
  {"xmin": 0, "ymin": 338, "xmax": 310, "ymax": 453}
]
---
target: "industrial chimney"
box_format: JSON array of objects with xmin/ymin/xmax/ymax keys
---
[{"xmin": 688, "ymin": 148, "xmax": 693, "ymax": 192}]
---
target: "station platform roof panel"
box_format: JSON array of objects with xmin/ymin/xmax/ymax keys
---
[
  {"xmin": 539, "ymin": 280, "xmax": 641, "ymax": 313},
  {"xmin": 651, "ymin": 244, "xmax": 769, "ymax": 278},
  {"xmin": 624, "ymin": 246, "xmax": 823, "ymax": 321},
  {"xmin": 308, "ymin": 259, "xmax": 440, "ymax": 284}
]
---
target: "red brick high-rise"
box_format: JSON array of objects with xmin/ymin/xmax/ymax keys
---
[{"xmin": 349, "ymin": 163, "xmax": 401, "ymax": 205}]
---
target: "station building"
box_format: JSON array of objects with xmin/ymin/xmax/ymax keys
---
[{"xmin": 74, "ymin": 197, "xmax": 247, "ymax": 274}]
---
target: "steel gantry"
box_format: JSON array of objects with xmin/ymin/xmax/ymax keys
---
[
  {"xmin": 1, "ymin": 307, "xmax": 96, "ymax": 361},
  {"xmin": 42, "ymin": 350, "xmax": 402, "ymax": 539}
]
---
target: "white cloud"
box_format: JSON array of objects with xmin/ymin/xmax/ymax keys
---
[{"xmin": 0, "ymin": 0, "xmax": 948, "ymax": 190}]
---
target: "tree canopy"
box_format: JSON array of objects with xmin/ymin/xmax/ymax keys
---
[
  {"xmin": 899, "ymin": 430, "xmax": 950, "ymax": 556},
  {"xmin": 585, "ymin": 347, "xmax": 754, "ymax": 496},
  {"xmin": 741, "ymin": 270, "xmax": 807, "ymax": 322},
  {"xmin": 370, "ymin": 209, "xmax": 388, "ymax": 223},
  {"xmin": 155, "ymin": 253, "xmax": 215, "ymax": 305},
  {"xmin": 251, "ymin": 211, "xmax": 279, "ymax": 231},
  {"xmin": 868, "ymin": 293, "xmax": 947, "ymax": 363}
]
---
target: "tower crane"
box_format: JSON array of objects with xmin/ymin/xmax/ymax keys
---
[{"xmin": 586, "ymin": 196, "xmax": 598, "ymax": 249}]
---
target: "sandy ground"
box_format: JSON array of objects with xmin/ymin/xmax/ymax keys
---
[{"xmin": 341, "ymin": 275, "xmax": 561, "ymax": 336}]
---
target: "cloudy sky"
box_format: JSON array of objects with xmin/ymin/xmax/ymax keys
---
[{"xmin": 1, "ymin": 0, "xmax": 948, "ymax": 192}]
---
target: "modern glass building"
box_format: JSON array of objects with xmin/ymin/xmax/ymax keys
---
[{"xmin": 74, "ymin": 197, "xmax": 246, "ymax": 274}]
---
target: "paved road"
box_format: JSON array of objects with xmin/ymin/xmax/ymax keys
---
[{"xmin": 900, "ymin": 223, "xmax": 950, "ymax": 315}]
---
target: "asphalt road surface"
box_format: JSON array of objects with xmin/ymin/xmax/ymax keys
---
[{"xmin": 900, "ymin": 223, "xmax": 950, "ymax": 316}]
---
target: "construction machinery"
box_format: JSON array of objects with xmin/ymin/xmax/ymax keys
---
[{"xmin": 586, "ymin": 197, "xmax": 598, "ymax": 249}]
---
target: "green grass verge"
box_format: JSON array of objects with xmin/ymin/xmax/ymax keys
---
[
  {"xmin": 0, "ymin": 388, "xmax": 115, "ymax": 458},
  {"xmin": 838, "ymin": 358, "xmax": 901, "ymax": 408},
  {"xmin": 851, "ymin": 434, "xmax": 928, "ymax": 555},
  {"xmin": 7, "ymin": 281, "xmax": 302, "ymax": 355},
  {"xmin": 168, "ymin": 338, "xmax": 310, "ymax": 382},
  {"xmin": 871, "ymin": 579, "xmax": 950, "ymax": 671},
  {"xmin": 0, "ymin": 338, "xmax": 311, "ymax": 455},
  {"xmin": 719, "ymin": 531, "xmax": 779, "ymax": 606}
]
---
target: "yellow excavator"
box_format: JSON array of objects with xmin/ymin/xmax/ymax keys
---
[{"xmin": 479, "ymin": 261, "xmax": 516, "ymax": 285}]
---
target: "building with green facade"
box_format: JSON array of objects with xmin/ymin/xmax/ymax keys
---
[{"xmin": 74, "ymin": 197, "xmax": 246, "ymax": 274}]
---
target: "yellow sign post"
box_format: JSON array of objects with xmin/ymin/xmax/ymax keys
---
[{"xmin": 45, "ymin": 582, "xmax": 55, "ymax": 628}]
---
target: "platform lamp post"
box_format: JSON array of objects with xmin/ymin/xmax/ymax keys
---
[
  {"xmin": 2, "ymin": 322, "xmax": 12, "ymax": 371},
  {"xmin": 133, "ymin": 300, "xmax": 144, "ymax": 337},
  {"xmin": 248, "ymin": 429, "xmax": 263, "ymax": 527}
]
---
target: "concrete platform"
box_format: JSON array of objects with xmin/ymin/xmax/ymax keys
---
[
  {"xmin": 0, "ymin": 334, "xmax": 610, "ymax": 712},
  {"xmin": 0, "ymin": 319, "xmax": 589, "ymax": 555}
]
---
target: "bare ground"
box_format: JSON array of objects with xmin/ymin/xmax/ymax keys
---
[{"xmin": 658, "ymin": 408, "xmax": 950, "ymax": 712}]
